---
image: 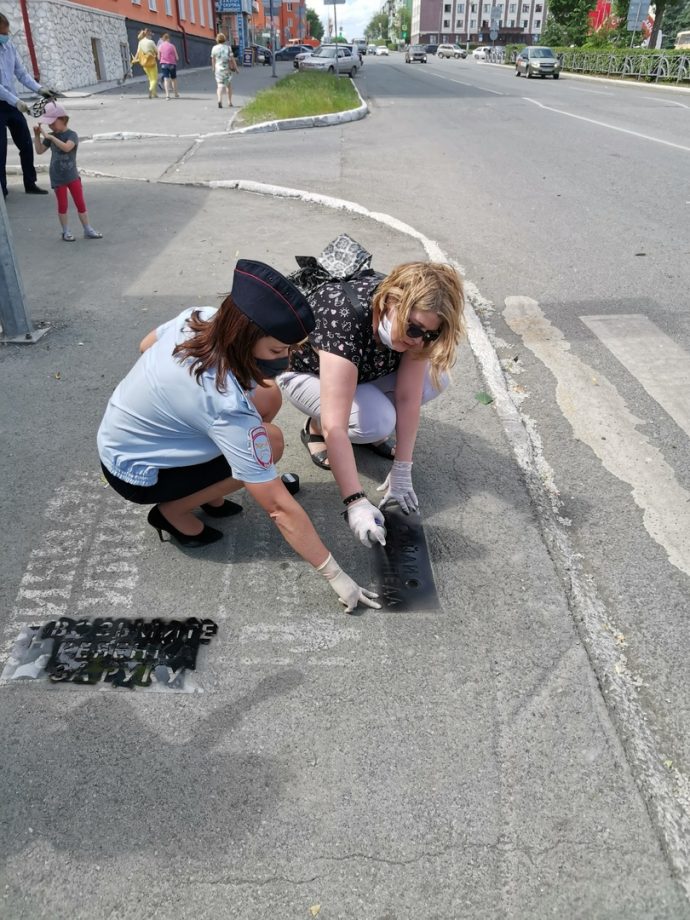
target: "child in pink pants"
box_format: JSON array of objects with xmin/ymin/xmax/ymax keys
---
[{"xmin": 32, "ymin": 101, "xmax": 102, "ymax": 242}]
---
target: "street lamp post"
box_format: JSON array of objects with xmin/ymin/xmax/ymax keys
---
[{"xmin": 269, "ymin": 0, "xmax": 277, "ymax": 77}]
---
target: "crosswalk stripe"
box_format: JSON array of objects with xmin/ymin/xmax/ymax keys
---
[{"xmin": 580, "ymin": 314, "xmax": 690, "ymax": 440}]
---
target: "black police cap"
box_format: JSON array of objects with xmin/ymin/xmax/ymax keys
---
[{"xmin": 231, "ymin": 259, "xmax": 315, "ymax": 344}]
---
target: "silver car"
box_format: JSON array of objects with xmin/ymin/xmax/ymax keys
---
[
  {"xmin": 515, "ymin": 46, "xmax": 561, "ymax": 78},
  {"xmin": 298, "ymin": 45, "xmax": 359, "ymax": 76}
]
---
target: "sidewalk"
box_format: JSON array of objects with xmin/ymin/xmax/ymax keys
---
[{"xmin": 0, "ymin": 70, "xmax": 686, "ymax": 918}]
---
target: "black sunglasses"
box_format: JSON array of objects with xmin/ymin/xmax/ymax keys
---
[{"xmin": 406, "ymin": 322, "xmax": 442, "ymax": 344}]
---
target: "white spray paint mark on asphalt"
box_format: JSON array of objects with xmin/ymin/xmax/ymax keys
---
[
  {"xmin": 1, "ymin": 472, "xmax": 146, "ymax": 661},
  {"xmin": 504, "ymin": 296, "xmax": 690, "ymax": 578}
]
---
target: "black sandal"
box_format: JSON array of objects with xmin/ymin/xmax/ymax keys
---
[
  {"xmin": 300, "ymin": 417, "xmax": 330, "ymax": 470},
  {"xmin": 362, "ymin": 436, "xmax": 396, "ymax": 460}
]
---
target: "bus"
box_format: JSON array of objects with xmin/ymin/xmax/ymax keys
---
[{"xmin": 675, "ymin": 30, "xmax": 690, "ymax": 48}]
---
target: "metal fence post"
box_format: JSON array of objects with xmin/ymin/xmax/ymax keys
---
[{"xmin": 0, "ymin": 195, "xmax": 48, "ymax": 344}]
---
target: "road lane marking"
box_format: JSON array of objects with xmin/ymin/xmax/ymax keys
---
[
  {"xmin": 503, "ymin": 296, "xmax": 690, "ymax": 578},
  {"xmin": 566, "ymin": 86, "xmax": 614, "ymax": 96},
  {"xmin": 523, "ymin": 97, "xmax": 690, "ymax": 152},
  {"xmin": 640, "ymin": 95, "xmax": 689, "ymax": 109},
  {"xmin": 425, "ymin": 70, "xmax": 505, "ymax": 95},
  {"xmin": 580, "ymin": 314, "xmax": 690, "ymax": 439}
]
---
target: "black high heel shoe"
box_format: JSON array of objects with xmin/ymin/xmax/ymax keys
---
[
  {"xmin": 201, "ymin": 500, "xmax": 243, "ymax": 518},
  {"xmin": 147, "ymin": 505, "xmax": 223, "ymax": 547}
]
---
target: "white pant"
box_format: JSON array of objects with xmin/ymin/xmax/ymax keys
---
[{"xmin": 277, "ymin": 368, "xmax": 447, "ymax": 444}]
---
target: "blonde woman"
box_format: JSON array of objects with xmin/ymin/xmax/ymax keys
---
[
  {"xmin": 211, "ymin": 32, "xmax": 236, "ymax": 108},
  {"xmin": 278, "ymin": 262, "xmax": 464, "ymax": 548},
  {"xmin": 132, "ymin": 29, "xmax": 159, "ymax": 98}
]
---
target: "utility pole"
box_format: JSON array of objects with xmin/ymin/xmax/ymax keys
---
[
  {"xmin": 270, "ymin": 0, "xmax": 277, "ymax": 77},
  {"xmin": 0, "ymin": 195, "xmax": 48, "ymax": 344}
]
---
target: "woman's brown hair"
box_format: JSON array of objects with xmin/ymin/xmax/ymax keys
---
[{"xmin": 173, "ymin": 296, "xmax": 268, "ymax": 392}]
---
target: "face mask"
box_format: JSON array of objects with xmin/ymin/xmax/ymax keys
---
[
  {"xmin": 0, "ymin": 35, "xmax": 10, "ymax": 45},
  {"xmin": 377, "ymin": 313, "xmax": 395, "ymax": 350},
  {"xmin": 255, "ymin": 355, "xmax": 289, "ymax": 379}
]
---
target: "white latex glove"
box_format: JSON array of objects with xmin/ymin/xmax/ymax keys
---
[
  {"xmin": 346, "ymin": 497, "xmax": 387, "ymax": 548},
  {"xmin": 39, "ymin": 85, "xmax": 57, "ymax": 98},
  {"xmin": 316, "ymin": 554, "xmax": 381, "ymax": 613},
  {"xmin": 16, "ymin": 100, "xmax": 29, "ymax": 114},
  {"xmin": 377, "ymin": 460, "xmax": 419, "ymax": 514}
]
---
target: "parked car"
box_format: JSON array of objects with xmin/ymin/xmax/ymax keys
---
[
  {"xmin": 515, "ymin": 45, "xmax": 561, "ymax": 78},
  {"xmin": 298, "ymin": 45, "xmax": 359, "ymax": 76},
  {"xmin": 425, "ymin": 44, "xmax": 438, "ymax": 54},
  {"xmin": 252, "ymin": 43, "xmax": 272, "ymax": 65},
  {"xmin": 274, "ymin": 44, "xmax": 312, "ymax": 62},
  {"xmin": 472, "ymin": 45, "xmax": 491, "ymax": 59},
  {"xmin": 405, "ymin": 44, "xmax": 427, "ymax": 63},
  {"xmin": 367, "ymin": 44, "xmax": 378, "ymax": 54},
  {"xmin": 375, "ymin": 45, "xmax": 389, "ymax": 55},
  {"xmin": 437, "ymin": 43, "xmax": 467, "ymax": 59}
]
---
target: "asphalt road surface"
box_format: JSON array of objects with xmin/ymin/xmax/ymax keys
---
[{"xmin": 2, "ymin": 59, "xmax": 689, "ymax": 917}]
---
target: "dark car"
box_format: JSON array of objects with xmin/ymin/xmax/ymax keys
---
[
  {"xmin": 252, "ymin": 43, "xmax": 272, "ymax": 65},
  {"xmin": 405, "ymin": 44, "xmax": 428, "ymax": 63},
  {"xmin": 274, "ymin": 44, "xmax": 312, "ymax": 62},
  {"xmin": 425, "ymin": 43, "xmax": 438, "ymax": 54}
]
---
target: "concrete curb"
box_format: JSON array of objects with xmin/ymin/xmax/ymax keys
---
[{"xmin": 229, "ymin": 82, "xmax": 368, "ymax": 135}]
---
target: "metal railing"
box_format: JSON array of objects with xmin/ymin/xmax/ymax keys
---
[{"xmin": 506, "ymin": 48, "xmax": 690, "ymax": 84}]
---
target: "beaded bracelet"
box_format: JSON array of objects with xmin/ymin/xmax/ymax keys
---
[{"xmin": 342, "ymin": 491, "xmax": 366, "ymax": 507}]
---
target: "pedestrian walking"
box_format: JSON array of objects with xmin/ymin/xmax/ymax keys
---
[
  {"xmin": 32, "ymin": 101, "xmax": 102, "ymax": 242},
  {"xmin": 132, "ymin": 29, "xmax": 158, "ymax": 98},
  {"xmin": 0, "ymin": 12, "xmax": 50, "ymax": 198},
  {"xmin": 157, "ymin": 32, "xmax": 180, "ymax": 99},
  {"xmin": 211, "ymin": 33, "xmax": 237, "ymax": 108},
  {"xmin": 97, "ymin": 260, "xmax": 379, "ymax": 614},
  {"xmin": 278, "ymin": 250, "xmax": 464, "ymax": 548}
]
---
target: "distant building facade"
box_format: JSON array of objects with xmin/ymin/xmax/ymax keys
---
[
  {"xmin": 411, "ymin": 0, "xmax": 546, "ymax": 45},
  {"xmin": 3, "ymin": 0, "xmax": 216, "ymax": 92}
]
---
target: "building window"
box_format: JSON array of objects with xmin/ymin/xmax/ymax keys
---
[
  {"xmin": 131, "ymin": 0, "xmax": 141, "ymax": 6},
  {"xmin": 443, "ymin": 19, "xmax": 450, "ymax": 26},
  {"xmin": 522, "ymin": 18, "xmax": 527, "ymax": 25},
  {"xmin": 534, "ymin": 18, "xmax": 540, "ymax": 26},
  {"xmin": 207, "ymin": 0, "xmax": 213, "ymax": 25},
  {"xmin": 444, "ymin": 3, "xmax": 451, "ymax": 10},
  {"xmin": 509, "ymin": 17, "xmax": 514, "ymax": 24},
  {"xmin": 189, "ymin": 0, "xmax": 195, "ymax": 22},
  {"xmin": 509, "ymin": 3, "xmax": 516, "ymax": 10},
  {"xmin": 148, "ymin": 0, "xmax": 156, "ymax": 9},
  {"xmin": 164, "ymin": 0, "xmax": 171, "ymax": 12},
  {"xmin": 470, "ymin": 3, "xmax": 476, "ymax": 10},
  {"xmin": 535, "ymin": 2, "xmax": 542, "ymax": 8},
  {"xmin": 457, "ymin": 2, "xmax": 465, "ymax": 10},
  {"xmin": 470, "ymin": 18, "xmax": 476, "ymax": 26},
  {"xmin": 522, "ymin": 3, "xmax": 528, "ymax": 10},
  {"xmin": 177, "ymin": 0, "xmax": 185, "ymax": 18}
]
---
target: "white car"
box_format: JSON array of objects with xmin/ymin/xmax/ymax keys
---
[
  {"xmin": 299, "ymin": 45, "xmax": 359, "ymax": 76},
  {"xmin": 375, "ymin": 45, "xmax": 389, "ymax": 55},
  {"xmin": 473, "ymin": 45, "xmax": 491, "ymax": 59}
]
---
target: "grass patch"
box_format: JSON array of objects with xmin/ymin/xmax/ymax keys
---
[{"xmin": 238, "ymin": 71, "xmax": 359, "ymax": 126}]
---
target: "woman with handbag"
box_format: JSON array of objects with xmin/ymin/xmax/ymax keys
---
[
  {"xmin": 211, "ymin": 33, "xmax": 237, "ymax": 108},
  {"xmin": 278, "ymin": 239, "xmax": 465, "ymax": 550},
  {"xmin": 132, "ymin": 30, "xmax": 159, "ymax": 99}
]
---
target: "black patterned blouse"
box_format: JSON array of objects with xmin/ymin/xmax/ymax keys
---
[{"xmin": 289, "ymin": 273, "xmax": 402, "ymax": 383}]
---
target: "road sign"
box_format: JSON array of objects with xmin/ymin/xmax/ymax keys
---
[
  {"xmin": 489, "ymin": 29, "xmax": 498, "ymax": 39},
  {"xmin": 490, "ymin": 5, "xmax": 501, "ymax": 18},
  {"xmin": 626, "ymin": 0, "xmax": 646, "ymax": 29}
]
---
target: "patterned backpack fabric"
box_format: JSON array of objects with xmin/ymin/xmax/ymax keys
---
[{"xmin": 289, "ymin": 234, "xmax": 377, "ymax": 297}]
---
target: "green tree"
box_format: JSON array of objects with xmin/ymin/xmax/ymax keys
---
[
  {"xmin": 365, "ymin": 12, "xmax": 390, "ymax": 40},
  {"xmin": 660, "ymin": 0, "xmax": 690, "ymax": 44},
  {"xmin": 306, "ymin": 7, "xmax": 324, "ymax": 41},
  {"xmin": 399, "ymin": 6, "xmax": 411, "ymax": 40},
  {"xmin": 542, "ymin": 0, "xmax": 597, "ymax": 44}
]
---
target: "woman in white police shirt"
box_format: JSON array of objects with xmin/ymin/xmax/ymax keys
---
[{"xmin": 97, "ymin": 259, "xmax": 379, "ymax": 614}]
